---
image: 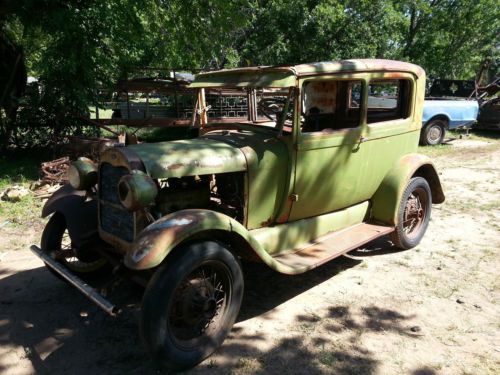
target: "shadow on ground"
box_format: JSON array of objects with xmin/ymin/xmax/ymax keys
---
[{"xmin": 0, "ymin": 238, "xmax": 431, "ymax": 374}]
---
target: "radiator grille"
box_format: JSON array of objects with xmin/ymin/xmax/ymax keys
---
[{"xmin": 99, "ymin": 162, "xmax": 134, "ymax": 242}]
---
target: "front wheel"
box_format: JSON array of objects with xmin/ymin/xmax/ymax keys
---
[
  {"xmin": 391, "ymin": 177, "xmax": 432, "ymax": 249},
  {"xmin": 40, "ymin": 213, "xmax": 108, "ymax": 278},
  {"xmin": 141, "ymin": 241, "xmax": 244, "ymax": 372}
]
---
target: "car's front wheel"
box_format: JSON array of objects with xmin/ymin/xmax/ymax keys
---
[
  {"xmin": 41, "ymin": 213, "xmax": 108, "ymax": 278},
  {"xmin": 141, "ymin": 241, "xmax": 244, "ymax": 372},
  {"xmin": 391, "ymin": 177, "xmax": 432, "ymax": 249}
]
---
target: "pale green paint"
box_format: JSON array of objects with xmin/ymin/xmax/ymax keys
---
[
  {"xmin": 128, "ymin": 138, "xmax": 247, "ymax": 178},
  {"xmin": 120, "ymin": 61, "xmax": 443, "ymax": 274},
  {"xmin": 126, "ymin": 202, "xmax": 368, "ymax": 274},
  {"xmin": 371, "ymin": 153, "xmax": 440, "ymax": 225},
  {"xmin": 204, "ymin": 130, "xmax": 291, "ymax": 229},
  {"xmin": 190, "ymin": 59, "xmax": 425, "ymax": 89},
  {"xmin": 189, "ymin": 70, "xmax": 296, "ymax": 88},
  {"xmin": 251, "ymin": 200, "xmax": 369, "ymax": 255},
  {"xmin": 289, "ymin": 72, "xmax": 422, "ymax": 221}
]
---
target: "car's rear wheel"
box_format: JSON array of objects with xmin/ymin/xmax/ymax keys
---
[
  {"xmin": 391, "ymin": 177, "xmax": 432, "ymax": 249},
  {"xmin": 420, "ymin": 119, "xmax": 446, "ymax": 145},
  {"xmin": 41, "ymin": 213, "xmax": 108, "ymax": 279},
  {"xmin": 141, "ymin": 241, "xmax": 243, "ymax": 372}
]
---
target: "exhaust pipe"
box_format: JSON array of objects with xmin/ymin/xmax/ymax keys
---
[{"xmin": 30, "ymin": 245, "xmax": 120, "ymax": 316}]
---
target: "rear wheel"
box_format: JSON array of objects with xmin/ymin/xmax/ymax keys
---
[
  {"xmin": 391, "ymin": 177, "xmax": 432, "ymax": 249},
  {"xmin": 141, "ymin": 241, "xmax": 243, "ymax": 372},
  {"xmin": 420, "ymin": 119, "xmax": 446, "ymax": 145},
  {"xmin": 41, "ymin": 213, "xmax": 108, "ymax": 278}
]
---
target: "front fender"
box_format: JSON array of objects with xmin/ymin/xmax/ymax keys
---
[
  {"xmin": 41, "ymin": 184, "xmax": 98, "ymax": 246},
  {"xmin": 125, "ymin": 209, "xmax": 293, "ymax": 273},
  {"xmin": 371, "ymin": 153, "xmax": 445, "ymax": 226}
]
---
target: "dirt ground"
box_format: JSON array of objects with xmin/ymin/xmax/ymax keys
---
[{"xmin": 0, "ymin": 137, "xmax": 499, "ymax": 375}]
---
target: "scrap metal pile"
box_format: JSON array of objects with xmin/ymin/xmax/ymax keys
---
[{"xmin": 40, "ymin": 157, "xmax": 70, "ymax": 185}]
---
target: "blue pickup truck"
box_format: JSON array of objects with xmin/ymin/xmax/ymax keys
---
[{"xmin": 420, "ymin": 99, "xmax": 479, "ymax": 145}]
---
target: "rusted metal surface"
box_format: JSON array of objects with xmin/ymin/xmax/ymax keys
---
[
  {"xmin": 30, "ymin": 245, "xmax": 119, "ymax": 316},
  {"xmin": 40, "ymin": 157, "xmax": 70, "ymax": 184},
  {"xmin": 273, "ymin": 223, "xmax": 393, "ymax": 270}
]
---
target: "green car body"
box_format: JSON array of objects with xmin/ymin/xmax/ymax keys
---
[
  {"xmin": 37, "ymin": 59, "xmax": 445, "ymax": 371},
  {"xmin": 77, "ymin": 59, "xmax": 443, "ymax": 274}
]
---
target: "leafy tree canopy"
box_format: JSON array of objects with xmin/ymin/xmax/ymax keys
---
[{"xmin": 0, "ymin": 0, "xmax": 498, "ymax": 149}]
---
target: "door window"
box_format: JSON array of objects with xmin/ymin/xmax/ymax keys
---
[
  {"xmin": 367, "ymin": 79, "xmax": 412, "ymax": 124},
  {"xmin": 302, "ymin": 80, "xmax": 363, "ymax": 133}
]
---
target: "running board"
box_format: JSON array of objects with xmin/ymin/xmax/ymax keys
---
[
  {"xmin": 30, "ymin": 245, "xmax": 120, "ymax": 316},
  {"xmin": 272, "ymin": 223, "xmax": 394, "ymax": 271}
]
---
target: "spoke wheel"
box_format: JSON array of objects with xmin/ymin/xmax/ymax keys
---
[
  {"xmin": 391, "ymin": 177, "xmax": 432, "ymax": 249},
  {"xmin": 141, "ymin": 241, "xmax": 243, "ymax": 372},
  {"xmin": 41, "ymin": 213, "xmax": 107, "ymax": 277}
]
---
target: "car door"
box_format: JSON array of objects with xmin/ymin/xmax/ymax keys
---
[{"xmin": 288, "ymin": 74, "xmax": 370, "ymax": 221}]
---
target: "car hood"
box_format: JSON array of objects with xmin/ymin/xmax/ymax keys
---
[{"xmin": 127, "ymin": 137, "xmax": 247, "ymax": 179}]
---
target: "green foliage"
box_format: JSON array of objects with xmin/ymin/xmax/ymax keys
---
[{"xmin": 0, "ymin": 0, "xmax": 498, "ymax": 150}]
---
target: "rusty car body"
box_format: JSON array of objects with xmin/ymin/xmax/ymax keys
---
[{"xmin": 31, "ymin": 59, "xmax": 444, "ymax": 371}]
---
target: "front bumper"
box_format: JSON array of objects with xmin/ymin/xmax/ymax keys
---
[{"xmin": 30, "ymin": 245, "xmax": 120, "ymax": 316}]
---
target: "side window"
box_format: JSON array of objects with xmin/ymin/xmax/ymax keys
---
[
  {"xmin": 367, "ymin": 79, "xmax": 412, "ymax": 124},
  {"xmin": 302, "ymin": 80, "xmax": 363, "ymax": 133}
]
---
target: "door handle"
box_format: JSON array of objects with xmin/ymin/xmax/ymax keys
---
[{"xmin": 359, "ymin": 136, "xmax": 369, "ymax": 143}]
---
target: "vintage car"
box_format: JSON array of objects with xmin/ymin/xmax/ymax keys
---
[{"xmin": 31, "ymin": 59, "xmax": 445, "ymax": 371}]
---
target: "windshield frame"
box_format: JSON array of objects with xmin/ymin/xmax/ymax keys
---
[{"xmin": 192, "ymin": 86, "xmax": 296, "ymax": 134}]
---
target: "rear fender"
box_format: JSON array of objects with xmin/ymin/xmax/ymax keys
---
[
  {"xmin": 125, "ymin": 209, "xmax": 284, "ymax": 272},
  {"xmin": 371, "ymin": 153, "xmax": 445, "ymax": 226},
  {"xmin": 42, "ymin": 184, "xmax": 98, "ymax": 247}
]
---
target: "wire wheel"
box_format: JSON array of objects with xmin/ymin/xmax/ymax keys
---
[
  {"xmin": 141, "ymin": 241, "xmax": 243, "ymax": 372},
  {"xmin": 391, "ymin": 177, "xmax": 432, "ymax": 249},
  {"xmin": 168, "ymin": 262, "xmax": 231, "ymax": 348},
  {"xmin": 402, "ymin": 187, "xmax": 428, "ymax": 240},
  {"xmin": 41, "ymin": 213, "xmax": 107, "ymax": 276}
]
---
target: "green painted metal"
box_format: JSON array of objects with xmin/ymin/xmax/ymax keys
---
[
  {"xmin": 290, "ymin": 71, "xmax": 424, "ymax": 221},
  {"xmin": 189, "ymin": 70, "xmax": 296, "ymax": 88},
  {"xmin": 125, "ymin": 202, "xmax": 368, "ymax": 274},
  {"xmin": 125, "ymin": 208, "xmax": 286, "ymax": 272},
  {"xmin": 114, "ymin": 59, "xmax": 443, "ymax": 274},
  {"xmin": 190, "ymin": 59, "xmax": 425, "ymax": 89},
  {"xmin": 118, "ymin": 170, "xmax": 158, "ymax": 211},
  {"xmin": 371, "ymin": 153, "xmax": 442, "ymax": 225},
  {"xmin": 127, "ymin": 138, "xmax": 247, "ymax": 179},
  {"xmin": 251, "ymin": 201, "xmax": 369, "ymax": 255},
  {"xmin": 204, "ymin": 130, "xmax": 291, "ymax": 229}
]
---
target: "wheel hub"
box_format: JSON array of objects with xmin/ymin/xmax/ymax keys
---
[
  {"xmin": 170, "ymin": 267, "xmax": 227, "ymax": 341},
  {"xmin": 428, "ymin": 126, "xmax": 442, "ymax": 142}
]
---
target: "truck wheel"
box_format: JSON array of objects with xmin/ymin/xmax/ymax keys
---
[
  {"xmin": 420, "ymin": 119, "xmax": 446, "ymax": 145},
  {"xmin": 141, "ymin": 241, "xmax": 243, "ymax": 372},
  {"xmin": 41, "ymin": 213, "xmax": 108, "ymax": 278},
  {"xmin": 390, "ymin": 177, "xmax": 432, "ymax": 250}
]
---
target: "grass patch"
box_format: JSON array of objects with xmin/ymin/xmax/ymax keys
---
[{"xmin": 0, "ymin": 151, "xmax": 50, "ymax": 225}]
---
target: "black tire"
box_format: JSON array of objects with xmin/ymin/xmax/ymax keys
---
[
  {"xmin": 390, "ymin": 177, "xmax": 432, "ymax": 250},
  {"xmin": 420, "ymin": 119, "xmax": 446, "ymax": 146},
  {"xmin": 40, "ymin": 213, "xmax": 108, "ymax": 279},
  {"xmin": 141, "ymin": 241, "xmax": 244, "ymax": 372}
]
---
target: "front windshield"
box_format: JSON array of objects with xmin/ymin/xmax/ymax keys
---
[{"xmin": 197, "ymin": 87, "xmax": 295, "ymax": 132}]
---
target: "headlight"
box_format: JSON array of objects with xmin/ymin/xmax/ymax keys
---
[
  {"xmin": 68, "ymin": 157, "xmax": 97, "ymax": 190},
  {"xmin": 118, "ymin": 171, "xmax": 158, "ymax": 211}
]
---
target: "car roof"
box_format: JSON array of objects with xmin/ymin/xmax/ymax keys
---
[{"xmin": 190, "ymin": 59, "xmax": 425, "ymax": 88}]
